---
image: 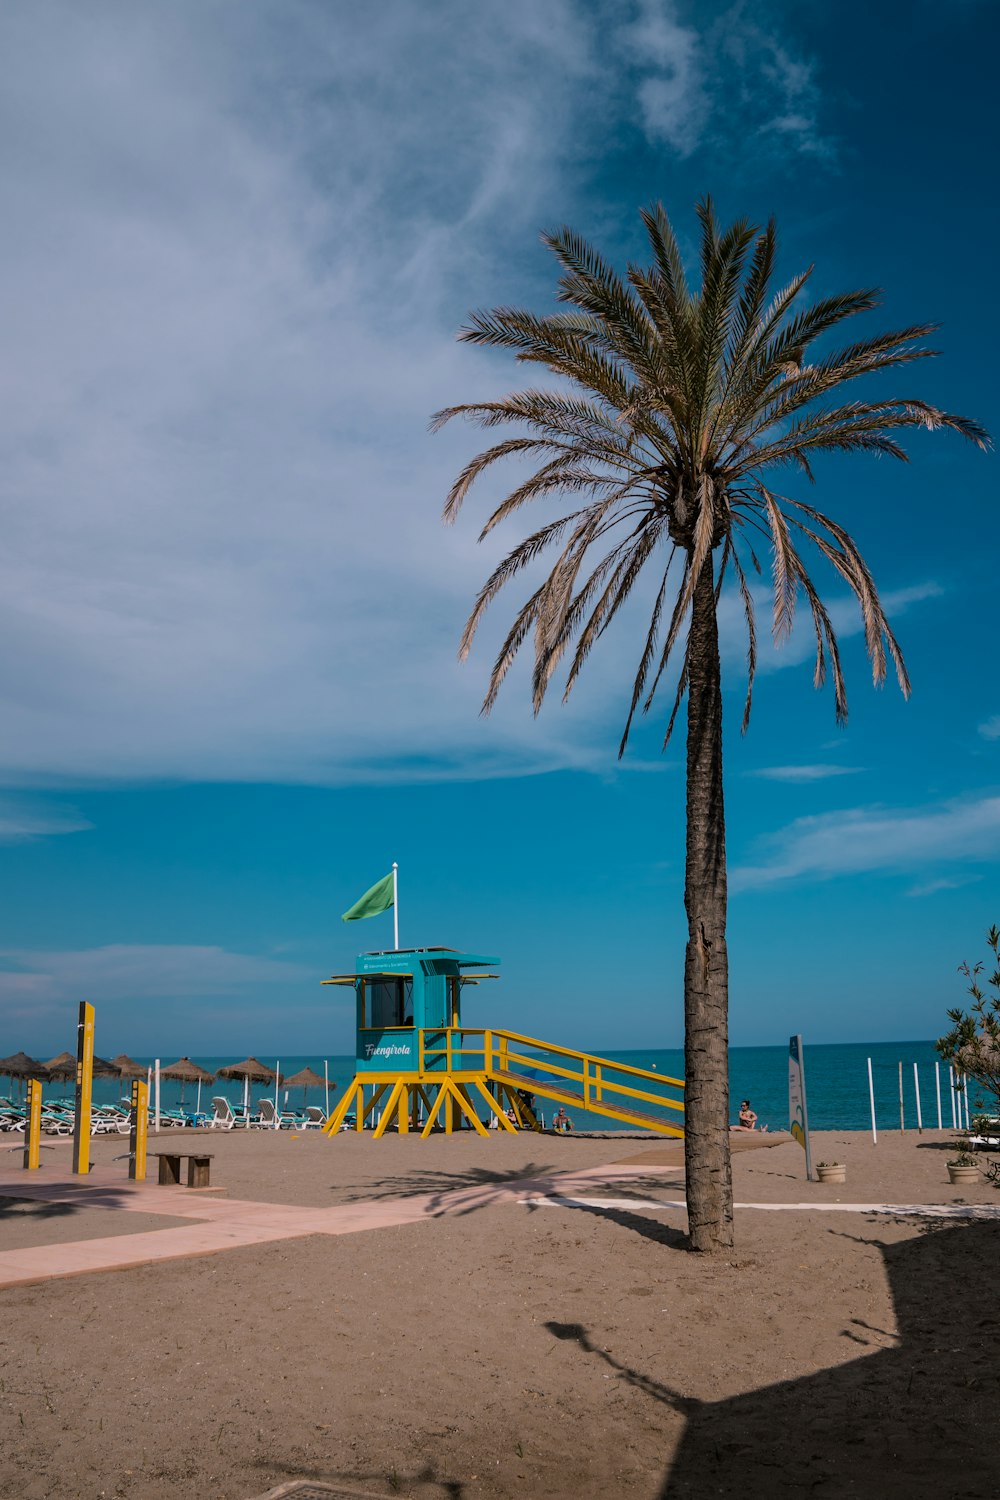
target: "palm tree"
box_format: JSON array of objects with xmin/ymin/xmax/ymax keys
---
[{"xmin": 434, "ymin": 200, "xmax": 988, "ymax": 1252}]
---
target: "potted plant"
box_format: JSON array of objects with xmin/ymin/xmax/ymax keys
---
[
  {"xmin": 947, "ymin": 1151, "xmax": 981, "ymax": 1187},
  {"xmin": 816, "ymin": 1161, "xmax": 846, "ymax": 1185}
]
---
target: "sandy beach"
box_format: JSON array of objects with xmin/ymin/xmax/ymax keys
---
[{"xmin": 0, "ymin": 1125, "xmax": 997, "ymax": 1499}]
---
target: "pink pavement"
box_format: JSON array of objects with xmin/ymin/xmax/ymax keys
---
[{"xmin": 0, "ymin": 1156, "xmax": 685, "ymax": 1288}]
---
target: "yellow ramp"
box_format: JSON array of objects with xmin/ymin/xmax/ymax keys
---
[{"xmin": 422, "ymin": 1027, "xmax": 684, "ymax": 1137}]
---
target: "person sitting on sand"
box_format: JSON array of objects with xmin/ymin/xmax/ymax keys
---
[
  {"xmin": 553, "ymin": 1106, "xmax": 574, "ymax": 1132},
  {"xmin": 735, "ymin": 1099, "xmax": 767, "ymax": 1132}
]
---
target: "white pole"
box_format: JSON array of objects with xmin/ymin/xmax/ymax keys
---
[
  {"xmin": 393, "ymin": 861, "xmax": 399, "ymax": 950},
  {"xmin": 324, "ymin": 1060, "xmax": 330, "ymax": 1116},
  {"xmin": 274, "ymin": 1062, "xmax": 280, "ymax": 1128},
  {"xmin": 196, "ymin": 1078, "xmax": 202, "ymax": 1117},
  {"xmin": 243, "ymin": 1074, "xmax": 249, "ymax": 1115},
  {"xmin": 867, "ymin": 1057, "xmax": 877, "ymax": 1144},
  {"xmin": 964, "ymin": 1079, "xmax": 971, "ymax": 1130},
  {"xmin": 935, "ymin": 1062, "xmax": 942, "ymax": 1130},
  {"xmin": 154, "ymin": 1058, "xmax": 161, "ymax": 1135},
  {"xmin": 913, "ymin": 1062, "xmax": 923, "ymax": 1133}
]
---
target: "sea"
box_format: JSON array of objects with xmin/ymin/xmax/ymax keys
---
[{"xmin": 46, "ymin": 1037, "xmax": 961, "ymax": 1134}]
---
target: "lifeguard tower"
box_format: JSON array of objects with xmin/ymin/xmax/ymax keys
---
[{"xmin": 320, "ymin": 946, "xmax": 685, "ymax": 1138}]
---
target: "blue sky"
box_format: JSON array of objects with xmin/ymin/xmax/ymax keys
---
[{"xmin": 1, "ymin": 0, "xmax": 996, "ymax": 1058}]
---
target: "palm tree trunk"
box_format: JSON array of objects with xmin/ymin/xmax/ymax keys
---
[{"xmin": 683, "ymin": 552, "xmax": 734, "ymax": 1252}]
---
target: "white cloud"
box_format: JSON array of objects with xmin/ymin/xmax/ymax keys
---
[
  {"xmin": 979, "ymin": 716, "xmax": 1000, "ymax": 741},
  {"xmin": 0, "ymin": 943, "xmax": 318, "ymax": 1049},
  {"xmin": 906, "ymin": 875, "xmax": 981, "ymax": 899},
  {"xmin": 621, "ymin": 0, "xmax": 835, "ymax": 161},
  {"xmin": 621, "ymin": 1, "xmax": 706, "ymax": 157},
  {"xmin": 732, "ymin": 794, "xmax": 1000, "ymax": 891},
  {"xmin": 0, "ymin": 797, "xmax": 91, "ymax": 842},
  {"xmin": 746, "ymin": 765, "xmax": 863, "ymax": 783},
  {"xmin": 0, "ymin": 944, "xmax": 310, "ymax": 1003},
  {"xmin": 0, "ymin": 3, "xmax": 847, "ymax": 792}
]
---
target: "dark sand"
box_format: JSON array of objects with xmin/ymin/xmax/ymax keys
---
[{"xmin": 0, "ymin": 1126, "xmax": 996, "ymax": 1499}]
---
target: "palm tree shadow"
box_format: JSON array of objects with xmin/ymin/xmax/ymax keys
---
[
  {"xmin": 0, "ymin": 1195, "xmax": 80, "ymax": 1220},
  {"xmin": 336, "ymin": 1163, "xmax": 565, "ymax": 1216},
  {"xmin": 648, "ymin": 1217, "xmax": 999, "ymax": 1496},
  {"xmin": 0, "ymin": 1187, "xmax": 137, "ymax": 1219}
]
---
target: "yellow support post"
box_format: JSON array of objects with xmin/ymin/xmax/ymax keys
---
[
  {"xmin": 129, "ymin": 1079, "xmax": 148, "ymax": 1180},
  {"xmin": 322, "ymin": 1077, "xmax": 362, "ymax": 1135},
  {"xmin": 362, "ymin": 1082, "xmax": 389, "ymax": 1127},
  {"xmin": 372, "ymin": 1080, "xmax": 404, "ymax": 1139},
  {"xmin": 72, "ymin": 1000, "xmax": 95, "ymax": 1176},
  {"xmin": 453, "ymin": 1083, "xmax": 489, "ymax": 1137},
  {"xmin": 473, "ymin": 1078, "xmax": 516, "ymax": 1132},
  {"xmin": 23, "ymin": 1078, "xmax": 42, "ymax": 1170},
  {"xmin": 420, "ymin": 1082, "xmax": 448, "ymax": 1137}
]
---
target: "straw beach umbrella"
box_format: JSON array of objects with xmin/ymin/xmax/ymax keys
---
[
  {"xmin": 161, "ymin": 1057, "xmax": 215, "ymax": 1111},
  {"xmin": 43, "ymin": 1051, "xmax": 78, "ymax": 1081},
  {"xmin": 217, "ymin": 1057, "xmax": 277, "ymax": 1113},
  {"xmin": 112, "ymin": 1054, "xmax": 146, "ymax": 1080},
  {"xmin": 0, "ymin": 1051, "xmax": 47, "ymax": 1103},
  {"xmin": 283, "ymin": 1066, "xmax": 330, "ymax": 1110},
  {"xmin": 0, "ymin": 1051, "xmax": 47, "ymax": 1080}
]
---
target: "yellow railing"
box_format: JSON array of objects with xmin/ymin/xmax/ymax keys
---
[{"xmin": 418, "ymin": 1026, "xmax": 684, "ymax": 1129}]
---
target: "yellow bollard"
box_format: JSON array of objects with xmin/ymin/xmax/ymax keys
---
[
  {"xmin": 129, "ymin": 1079, "xmax": 148, "ymax": 1181},
  {"xmin": 72, "ymin": 1001, "xmax": 95, "ymax": 1175},
  {"xmin": 23, "ymin": 1078, "xmax": 42, "ymax": 1170}
]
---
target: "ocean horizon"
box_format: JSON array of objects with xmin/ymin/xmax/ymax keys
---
[{"xmin": 26, "ymin": 1036, "xmax": 969, "ymax": 1134}]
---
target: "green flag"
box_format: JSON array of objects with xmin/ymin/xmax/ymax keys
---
[{"xmin": 342, "ymin": 872, "xmax": 395, "ymax": 923}]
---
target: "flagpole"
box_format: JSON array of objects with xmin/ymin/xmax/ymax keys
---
[{"xmin": 392, "ymin": 862, "xmax": 399, "ymax": 950}]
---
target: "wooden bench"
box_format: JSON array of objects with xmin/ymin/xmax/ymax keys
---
[{"xmin": 152, "ymin": 1150, "xmax": 214, "ymax": 1188}]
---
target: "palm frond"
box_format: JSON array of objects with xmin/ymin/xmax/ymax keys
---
[{"xmin": 437, "ymin": 198, "xmax": 986, "ymax": 752}]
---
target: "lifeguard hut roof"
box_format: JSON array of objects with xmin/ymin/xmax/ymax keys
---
[
  {"xmin": 322, "ymin": 947, "xmax": 500, "ymax": 986},
  {"xmin": 360, "ymin": 947, "xmax": 499, "ymax": 967}
]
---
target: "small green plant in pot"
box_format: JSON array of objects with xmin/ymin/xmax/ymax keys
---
[
  {"xmin": 816, "ymin": 1160, "xmax": 846, "ymax": 1185},
  {"xmin": 947, "ymin": 1150, "xmax": 981, "ymax": 1187}
]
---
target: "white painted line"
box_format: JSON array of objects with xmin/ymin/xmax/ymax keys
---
[{"xmin": 518, "ymin": 1195, "xmax": 1000, "ymax": 1219}]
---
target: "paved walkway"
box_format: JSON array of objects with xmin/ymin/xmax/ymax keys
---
[
  {"xmin": 3, "ymin": 1155, "xmax": 996, "ymax": 1288},
  {"xmin": 519, "ymin": 1194, "xmax": 1000, "ymax": 1219},
  {"xmin": 0, "ymin": 1160, "xmax": 683, "ymax": 1287}
]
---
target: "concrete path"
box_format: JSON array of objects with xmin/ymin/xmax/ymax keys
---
[
  {"xmin": 520, "ymin": 1194, "xmax": 1000, "ymax": 1219},
  {"xmin": 4, "ymin": 1153, "xmax": 994, "ymax": 1289},
  {"xmin": 0, "ymin": 1159, "xmax": 686, "ymax": 1287}
]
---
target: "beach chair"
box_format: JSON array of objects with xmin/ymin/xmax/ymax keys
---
[
  {"xmin": 206, "ymin": 1096, "xmax": 239, "ymax": 1130},
  {"xmin": 207, "ymin": 1096, "xmax": 259, "ymax": 1129},
  {"xmin": 256, "ymin": 1098, "xmax": 301, "ymax": 1130},
  {"xmin": 303, "ymin": 1105, "xmax": 328, "ymax": 1129}
]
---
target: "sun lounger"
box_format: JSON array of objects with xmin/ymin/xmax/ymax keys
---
[
  {"xmin": 256, "ymin": 1098, "xmax": 304, "ymax": 1129},
  {"xmin": 303, "ymin": 1105, "xmax": 328, "ymax": 1129},
  {"xmin": 206, "ymin": 1096, "xmax": 259, "ymax": 1129}
]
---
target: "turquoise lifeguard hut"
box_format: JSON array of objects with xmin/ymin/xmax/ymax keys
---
[{"xmin": 320, "ymin": 945, "xmax": 685, "ymax": 1138}]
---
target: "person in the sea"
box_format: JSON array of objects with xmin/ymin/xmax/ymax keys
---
[{"xmin": 552, "ymin": 1106, "xmax": 574, "ymax": 1132}]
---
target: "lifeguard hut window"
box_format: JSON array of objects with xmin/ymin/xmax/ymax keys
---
[{"xmin": 363, "ymin": 977, "xmax": 414, "ymax": 1030}]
